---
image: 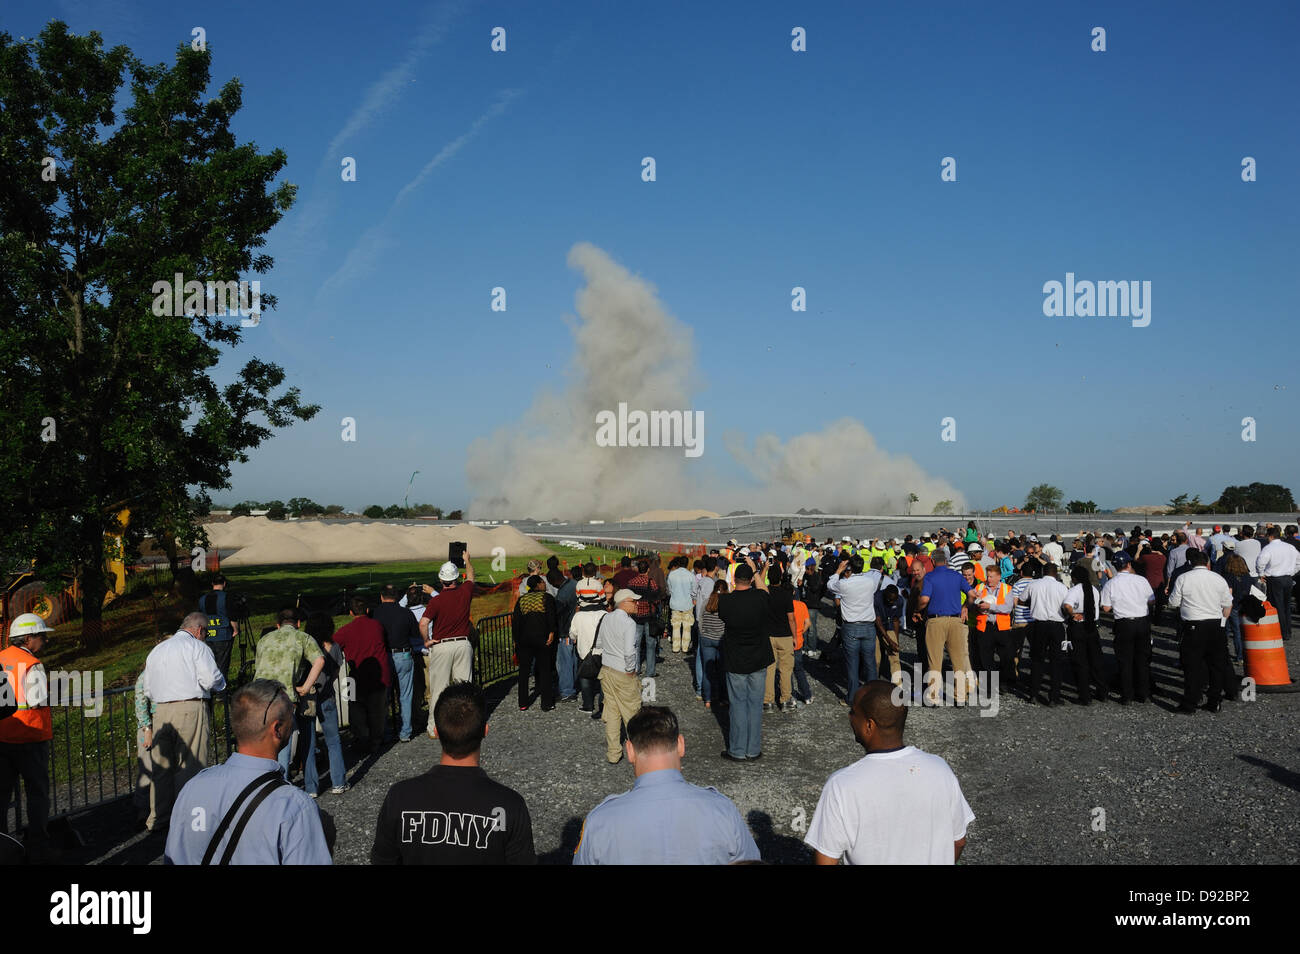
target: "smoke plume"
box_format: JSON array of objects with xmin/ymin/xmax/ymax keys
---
[{"xmin": 466, "ymin": 243, "xmax": 964, "ymax": 518}]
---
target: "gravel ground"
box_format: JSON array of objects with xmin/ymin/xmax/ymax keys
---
[{"xmin": 67, "ymin": 609, "xmax": 1299, "ymax": 865}]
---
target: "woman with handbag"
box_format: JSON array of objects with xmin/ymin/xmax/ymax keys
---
[
  {"xmin": 304, "ymin": 613, "xmax": 349, "ymax": 795},
  {"xmin": 570, "ymin": 567, "xmax": 609, "ymax": 715}
]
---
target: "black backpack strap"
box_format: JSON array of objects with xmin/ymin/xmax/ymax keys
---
[
  {"xmin": 217, "ymin": 774, "xmax": 289, "ymax": 865},
  {"xmin": 200, "ymin": 770, "xmax": 284, "ymax": 866}
]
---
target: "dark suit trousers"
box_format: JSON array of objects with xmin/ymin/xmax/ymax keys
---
[
  {"xmin": 1180, "ymin": 619, "xmax": 1227, "ymax": 708},
  {"xmin": 1068, "ymin": 619, "xmax": 1107, "ymax": 701},
  {"xmin": 1028, "ymin": 620, "xmax": 1065, "ymax": 702},
  {"xmin": 516, "ymin": 641, "xmax": 554, "ymax": 709},
  {"xmin": 1112, "ymin": 617, "xmax": 1152, "ymax": 702}
]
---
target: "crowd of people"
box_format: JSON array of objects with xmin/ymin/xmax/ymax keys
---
[{"xmin": 5, "ymin": 519, "xmax": 1295, "ymax": 865}]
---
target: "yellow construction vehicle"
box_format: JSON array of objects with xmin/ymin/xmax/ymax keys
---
[{"xmin": 2, "ymin": 508, "xmax": 129, "ymax": 628}]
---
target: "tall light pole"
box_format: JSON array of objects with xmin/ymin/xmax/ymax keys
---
[{"xmin": 404, "ymin": 470, "xmax": 420, "ymax": 513}]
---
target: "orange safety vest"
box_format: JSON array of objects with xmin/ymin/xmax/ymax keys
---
[
  {"xmin": 976, "ymin": 582, "xmax": 1012, "ymax": 632},
  {"xmin": 0, "ymin": 645, "xmax": 53, "ymax": 743},
  {"xmin": 792, "ymin": 600, "xmax": 809, "ymax": 651}
]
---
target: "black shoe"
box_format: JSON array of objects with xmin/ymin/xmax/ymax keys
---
[
  {"xmin": 591, "ymin": 708, "xmax": 602, "ymax": 720},
  {"xmin": 1203, "ymin": 701, "xmax": 1222, "ymax": 713},
  {"xmin": 720, "ymin": 751, "xmax": 746, "ymax": 762},
  {"xmin": 1176, "ymin": 704, "xmax": 1197, "ymax": 715},
  {"xmin": 1118, "ymin": 698, "xmax": 1130, "ymax": 706},
  {"xmin": 746, "ymin": 752, "xmax": 763, "ymax": 761},
  {"xmin": 1026, "ymin": 697, "xmax": 1040, "ymax": 706},
  {"xmin": 541, "ymin": 705, "xmax": 555, "ymax": 712}
]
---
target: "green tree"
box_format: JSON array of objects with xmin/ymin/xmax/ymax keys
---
[
  {"xmin": 1025, "ymin": 484, "xmax": 1064, "ymax": 512},
  {"xmin": 0, "ymin": 25, "xmax": 317, "ymax": 647},
  {"xmin": 1067, "ymin": 500, "xmax": 1098, "ymax": 514},
  {"xmin": 1216, "ymin": 482, "xmax": 1295, "ymax": 513},
  {"xmin": 323, "ymin": 504, "xmax": 344, "ymax": 515},
  {"xmin": 230, "ymin": 502, "xmax": 253, "ymax": 517},
  {"xmin": 288, "ymin": 497, "xmax": 322, "ymax": 517},
  {"xmin": 931, "ymin": 499, "xmax": 954, "ymax": 515},
  {"xmin": 446, "ymin": 509, "xmax": 464, "ymax": 520},
  {"xmin": 264, "ymin": 500, "xmax": 287, "ymax": 520},
  {"xmin": 362, "ymin": 505, "xmax": 384, "ymax": 519},
  {"xmin": 907, "ymin": 492, "xmax": 919, "ymax": 516}
]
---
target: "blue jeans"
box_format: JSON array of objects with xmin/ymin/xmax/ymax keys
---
[
  {"xmin": 317, "ymin": 696, "xmax": 347, "ymax": 789},
  {"xmin": 841, "ymin": 621, "xmax": 877, "ymax": 703},
  {"xmin": 793, "ymin": 649, "xmax": 813, "ymax": 701},
  {"xmin": 725, "ymin": 670, "xmax": 765, "ymax": 758},
  {"xmin": 805, "ymin": 605, "xmax": 820, "ymax": 652},
  {"xmin": 638, "ymin": 620, "xmax": 657, "ymax": 677},
  {"xmin": 557, "ymin": 638, "xmax": 578, "ymax": 698},
  {"xmin": 699, "ymin": 638, "xmax": 723, "ymax": 703},
  {"xmin": 389, "ymin": 650, "xmax": 414, "ymax": 740},
  {"xmin": 1227, "ymin": 608, "xmax": 1243, "ymax": 660}
]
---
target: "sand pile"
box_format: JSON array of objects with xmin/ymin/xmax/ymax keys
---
[
  {"xmin": 620, "ymin": 509, "xmax": 720, "ymax": 522},
  {"xmin": 208, "ymin": 517, "xmax": 548, "ymax": 567}
]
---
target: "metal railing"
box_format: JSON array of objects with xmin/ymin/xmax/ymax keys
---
[
  {"xmin": 3, "ymin": 614, "xmax": 520, "ymax": 835},
  {"xmin": 472, "ymin": 612, "xmax": 515, "ymax": 688},
  {"xmin": 4, "ymin": 685, "xmax": 236, "ymax": 835}
]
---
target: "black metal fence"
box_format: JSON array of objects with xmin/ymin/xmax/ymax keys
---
[
  {"xmin": 3, "ymin": 614, "xmax": 519, "ymax": 836},
  {"xmin": 4, "ymin": 685, "xmax": 236, "ymax": 835},
  {"xmin": 473, "ymin": 612, "xmax": 515, "ymax": 688}
]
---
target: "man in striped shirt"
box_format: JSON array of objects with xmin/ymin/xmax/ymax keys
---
[{"xmin": 1008, "ymin": 560, "xmax": 1040, "ymax": 687}]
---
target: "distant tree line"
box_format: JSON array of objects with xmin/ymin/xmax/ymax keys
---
[
  {"xmin": 1017, "ymin": 482, "xmax": 1294, "ymax": 515},
  {"xmin": 224, "ymin": 499, "xmax": 464, "ymax": 521}
]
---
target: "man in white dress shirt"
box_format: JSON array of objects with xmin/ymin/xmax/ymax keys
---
[
  {"xmin": 142, "ymin": 611, "xmax": 226, "ymax": 831},
  {"xmin": 1167, "ymin": 550, "xmax": 1232, "ymax": 714},
  {"xmin": 1100, "ymin": 553, "xmax": 1155, "ymax": 704},
  {"xmin": 1255, "ymin": 526, "xmax": 1297, "ymax": 641}
]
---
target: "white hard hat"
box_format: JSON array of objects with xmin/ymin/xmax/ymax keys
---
[
  {"xmin": 438, "ymin": 561, "xmax": 460, "ymax": 582},
  {"xmin": 9, "ymin": 613, "xmax": 52, "ymax": 639}
]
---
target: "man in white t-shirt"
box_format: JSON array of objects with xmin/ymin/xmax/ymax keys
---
[{"xmin": 805, "ymin": 681, "xmax": 974, "ymax": 865}]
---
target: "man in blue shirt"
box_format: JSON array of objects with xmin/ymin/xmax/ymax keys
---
[
  {"xmin": 574, "ymin": 705, "xmax": 759, "ymax": 864},
  {"xmin": 166, "ymin": 679, "xmax": 332, "ymax": 865},
  {"xmin": 918, "ymin": 550, "xmax": 974, "ymax": 705}
]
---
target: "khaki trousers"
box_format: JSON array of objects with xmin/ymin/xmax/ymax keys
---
[
  {"xmin": 427, "ymin": 639, "xmax": 473, "ymax": 713},
  {"xmin": 875, "ymin": 633, "xmax": 903, "ymax": 682},
  {"xmin": 134, "ymin": 730, "xmax": 155, "ymax": 824},
  {"xmin": 150, "ymin": 700, "xmax": 210, "ymax": 831},
  {"xmin": 764, "ymin": 637, "xmax": 795, "ymax": 704},
  {"xmin": 670, "ymin": 610, "xmax": 694, "ymax": 652},
  {"xmin": 598, "ymin": 667, "xmax": 642, "ymax": 763},
  {"xmin": 925, "ymin": 617, "xmax": 972, "ymax": 704}
]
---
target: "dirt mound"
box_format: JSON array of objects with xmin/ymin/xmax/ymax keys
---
[{"xmin": 208, "ymin": 517, "xmax": 547, "ymax": 566}]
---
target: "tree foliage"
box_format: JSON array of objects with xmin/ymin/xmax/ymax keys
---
[
  {"xmin": 1067, "ymin": 500, "xmax": 1098, "ymax": 514},
  {"xmin": 1025, "ymin": 484, "xmax": 1064, "ymax": 511},
  {"xmin": 0, "ymin": 24, "xmax": 318, "ymax": 645},
  {"xmin": 1215, "ymin": 483, "xmax": 1295, "ymax": 513},
  {"xmin": 931, "ymin": 499, "xmax": 954, "ymax": 515}
]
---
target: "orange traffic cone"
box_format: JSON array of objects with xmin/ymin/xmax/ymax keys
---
[{"xmin": 1242, "ymin": 601, "xmax": 1297, "ymax": 692}]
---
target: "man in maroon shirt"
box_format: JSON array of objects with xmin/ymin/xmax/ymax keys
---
[
  {"xmin": 612, "ymin": 556, "xmax": 637, "ymax": 591},
  {"xmin": 421, "ymin": 555, "xmax": 476, "ymax": 740},
  {"xmin": 1136, "ymin": 542, "xmax": 1167, "ymax": 623},
  {"xmin": 333, "ymin": 596, "xmax": 393, "ymax": 756}
]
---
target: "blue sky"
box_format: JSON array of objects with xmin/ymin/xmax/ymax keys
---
[{"xmin": 8, "ymin": 0, "xmax": 1298, "ymax": 513}]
